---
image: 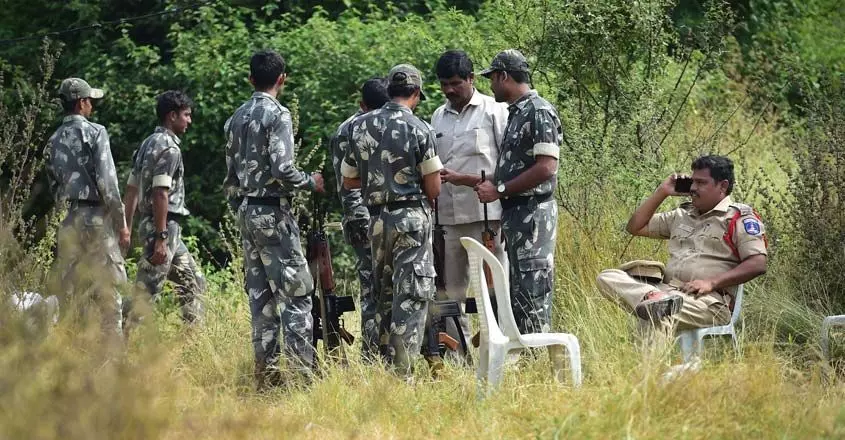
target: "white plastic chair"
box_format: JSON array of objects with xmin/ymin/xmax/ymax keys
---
[
  {"xmin": 676, "ymin": 284, "xmax": 744, "ymax": 362},
  {"xmin": 460, "ymin": 237, "xmax": 582, "ymax": 395},
  {"xmin": 821, "ymin": 315, "xmax": 845, "ymax": 364}
]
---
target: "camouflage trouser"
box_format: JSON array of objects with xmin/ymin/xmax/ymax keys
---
[
  {"xmin": 51, "ymin": 206, "xmax": 127, "ymax": 335},
  {"xmin": 134, "ymin": 217, "xmax": 206, "ymax": 323},
  {"xmin": 370, "ymin": 202, "xmax": 435, "ymax": 377},
  {"xmin": 501, "ymin": 198, "xmax": 557, "ymax": 334},
  {"xmin": 343, "ymin": 217, "xmax": 379, "ymax": 360},
  {"xmin": 240, "ymin": 202, "xmax": 315, "ymax": 379}
]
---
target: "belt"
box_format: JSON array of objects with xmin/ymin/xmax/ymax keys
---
[
  {"xmin": 499, "ymin": 193, "xmax": 553, "ymax": 210},
  {"xmin": 246, "ymin": 196, "xmax": 289, "ymax": 207},
  {"xmin": 166, "ymin": 212, "xmax": 185, "ymax": 222},
  {"xmin": 68, "ymin": 199, "xmax": 101, "ymax": 208},
  {"xmin": 367, "ymin": 199, "xmax": 425, "ymax": 216}
]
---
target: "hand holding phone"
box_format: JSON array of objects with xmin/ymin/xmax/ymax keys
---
[{"xmin": 674, "ymin": 177, "xmax": 693, "ymax": 194}]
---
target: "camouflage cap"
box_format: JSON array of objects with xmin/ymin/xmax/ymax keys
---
[
  {"xmin": 479, "ymin": 49, "xmax": 530, "ymax": 77},
  {"xmin": 387, "ymin": 64, "xmax": 426, "ymax": 101},
  {"xmin": 58, "ymin": 78, "xmax": 105, "ymax": 101}
]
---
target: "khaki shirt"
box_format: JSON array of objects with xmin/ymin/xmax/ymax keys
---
[
  {"xmin": 647, "ymin": 196, "xmax": 768, "ymax": 297},
  {"xmin": 431, "ymin": 89, "xmax": 508, "ymax": 225}
]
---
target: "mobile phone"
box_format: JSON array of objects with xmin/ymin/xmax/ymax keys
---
[{"xmin": 674, "ymin": 177, "xmax": 693, "ymax": 193}]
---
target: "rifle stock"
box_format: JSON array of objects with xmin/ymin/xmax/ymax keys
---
[{"xmin": 307, "ymin": 194, "xmax": 356, "ymax": 365}]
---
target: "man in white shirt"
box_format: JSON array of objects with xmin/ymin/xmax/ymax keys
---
[{"xmin": 430, "ymin": 50, "xmax": 509, "ymax": 357}]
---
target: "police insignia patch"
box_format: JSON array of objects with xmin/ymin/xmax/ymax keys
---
[{"xmin": 743, "ymin": 218, "xmax": 762, "ymax": 235}]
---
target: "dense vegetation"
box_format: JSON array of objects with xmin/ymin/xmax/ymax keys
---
[{"xmin": 1, "ymin": 0, "xmax": 844, "ymax": 438}]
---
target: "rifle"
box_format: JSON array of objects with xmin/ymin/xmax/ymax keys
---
[
  {"xmin": 433, "ymin": 198, "xmax": 446, "ymax": 290},
  {"xmin": 306, "ymin": 193, "xmax": 355, "ymax": 364},
  {"xmin": 480, "ymin": 170, "xmax": 497, "ymax": 289},
  {"xmin": 467, "ymin": 170, "xmax": 499, "ymax": 348}
]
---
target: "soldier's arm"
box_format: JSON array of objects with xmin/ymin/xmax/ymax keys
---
[
  {"xmin": 268, "ymin": 110, "xmax": 315, "ymax": 190},
  {"xmin": 123, "ymin": 183, "xmax": 139, "ymax": 235},
  {"xmin": 340, "ymin": 125, "xmax": 361, "ymax": 190},
  {"xmin": 497, "ymin": 108, "xmax": 560, "ymax": 196},
  {"xmin": 418, "ymin": 127, "xmax": 443, "ymax": 204},
  {"xmin": 93, "ymin": 129, "xmax": 128, "ymax": 231},
  {"xmin": 222, "ymin": 119, "xmax": 243, "ymax": 211},
  {"xmin": 42, "ymin": 143, "xmax": 59, "ymax": 203}
]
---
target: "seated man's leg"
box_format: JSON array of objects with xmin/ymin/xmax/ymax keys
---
[
  {"xmin": 596, "ymin": 269, "xmax": 659, "ymax": 311},
  {"xmin": 669, "ymin": 292, "xmax": 731, "ymax": 331}
]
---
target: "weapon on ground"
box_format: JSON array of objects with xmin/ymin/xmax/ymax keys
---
[
  {"xmin": 433, "ymin": 198, "xmax": 446, "ymax": 290},
  {"xmin": 306, "ymin": 193, "xmax": 355, "ymax": 364}
]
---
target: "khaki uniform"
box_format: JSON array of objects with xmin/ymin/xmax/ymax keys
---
[{"xmin": 596, "ymin": 196, "xmax": 768, "ymax": 330}]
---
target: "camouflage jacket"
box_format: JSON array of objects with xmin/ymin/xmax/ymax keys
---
[
  {"xmin": 494, "ymin": 90, "xmax": 562, "ymax": 198},
  {"xmin": 223, "ymin": 92, "xmax": 313, "ymax": 211},
  {"xmin": 329, "ymin": 110, "xmax": 368, "ymax": 222},
  {"xmin": 341, "ymin": 102, "xmax": 443, "ymax": 207},
  {"xmin": 44, "ymin": 114, "xmax": 126, "ymax": 228},
  {"xmin": 128, "ymin": 126, "xmax": 190, "ymax": 217}
]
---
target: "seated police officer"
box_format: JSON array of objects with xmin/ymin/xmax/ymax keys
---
[{"xmin": 596, "ymin": 155, "xmax": 767, "ymax": 330}]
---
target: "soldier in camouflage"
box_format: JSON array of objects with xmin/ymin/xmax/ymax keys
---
[
  {"xmin": 475, "ymin": 50, "xmax": 562, "ymax": 334},
  {"xmin": 123, "ymin": 91, "xmax": 206, "ymax": 325},
  {"xmin": 224, "ymin": 50, "xmax": 325, "ymax": 388},
  {"xmin": 329, "ymin": 77, "xmax": 390, "ymax": 360},
  {"xmin": 44, "ymin": 78, "xmax": 130, "ymax": 334},
  {"xmin": 342, "ymin": 64, "xmax": 443, "ymax": 378}
]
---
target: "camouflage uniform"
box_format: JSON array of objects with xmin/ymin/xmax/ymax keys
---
[
  {"xmin": 482, "ymin": 51, "xmax": 562, "ymax": 334},
  {"xmin": 44, "ymin": 79, "xmax": 127, "ymax": 333},
  {"xmin": 330, "ymin": 111, "xmax": 378, "ymax": 357},
  {"xmin": 224, "ymin": 92, "xmax": 316, "ymax": 378},
  {"xmin": 342, "ymin": 65, "xmax": 443, "ymax": 376},
  {"xmin": 128, "ymin": 126, "xmax": 206, "ymax": 323}
]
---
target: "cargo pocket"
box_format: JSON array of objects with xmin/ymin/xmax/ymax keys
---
[
  {"xmin": 246, "ymin": 212, "xmax": 281, "ymax": 247},
  {"xmin": 395, "ymin": 216, "xmax": 425, "ymax": 250},
  {"xmin": 411, "ymin": 261, "xmax": 436, "ymax": 301},
  {"xmin": 279, "ymin": 261, "xmax": 313, "ymax": 298},
  {"xmin": 516, "ymin": 257, "xmax": 553, "ymax": 299}
]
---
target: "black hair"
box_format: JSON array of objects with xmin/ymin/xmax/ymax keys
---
[
  {"xmin": 436, "ymin": 50, "xmax": 473, "ymax": 80},
  {"xmin": 156, "ymin": 90, "xmax": 194, "ymax": 123},
  {"xmin": 61, "ymin": 98, "xmax": 79, "ymax": 113},
  {"xmin": 250, "ymin": 49, "xmax": 286, "ymax": 90},
  {"xmin": 387, "ymin": 84, "xmax": 419, "ymax": 99},
  {"xmin": 692, "ymin": 155, "xmax": 735, "ymax": 195},
  {"xmin": 505, "ymin": 70, "xmax": 530, "ymax": 84},
  {"xmin": 361, "ymin": 77, "xmax": 389, "ymax": 109}
]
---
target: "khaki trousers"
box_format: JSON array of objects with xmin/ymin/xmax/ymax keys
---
[
  {"xmin": 595, "ymin": 269, "xmax": 731, "ymax": 330},
  {"xmin": 438, "ymin": 221, "xmax": 508, "ymax": 356}
]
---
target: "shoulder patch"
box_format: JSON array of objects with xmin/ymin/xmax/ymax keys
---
[{"xmin": 742, "ymin": 218, "xmax": 762, "ymax": 236}]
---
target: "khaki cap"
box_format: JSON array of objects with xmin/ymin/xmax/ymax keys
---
[
  {"xmin": 59, "ymin": 78, "xmax": 105, "ymax": 101},
  {"xmin": 387, "ymin": 64, "xmax": 426, "ymax": 101},
  {"xmin": 619, "ymin": 260, "xmax": 665, "ymax": 283}
]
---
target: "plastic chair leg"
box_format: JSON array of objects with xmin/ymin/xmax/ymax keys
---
[
  {"xmin": 548, "ymin": 344, "xmax": 565, "ymax": 383},
  {"xmin": 567, "ymin": 339, "xmax": 583, "ymax": 387},
  {"xmin": 487, "ymin": 346, "xmax": 507, "ymax": 391}
]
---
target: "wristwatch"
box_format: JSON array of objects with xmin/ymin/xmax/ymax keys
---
[
  {"xmin": 155, "ymin": 230, "xmax": 169, "ymax": 240},
  {"xmin": 497, "ymin": 183, "xmax": 507, "ymax": 196}
]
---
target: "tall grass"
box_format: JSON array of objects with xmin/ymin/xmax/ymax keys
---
[{"xmin": 2, "ymin": 40, "xmax": 845, "ymax": 440}]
